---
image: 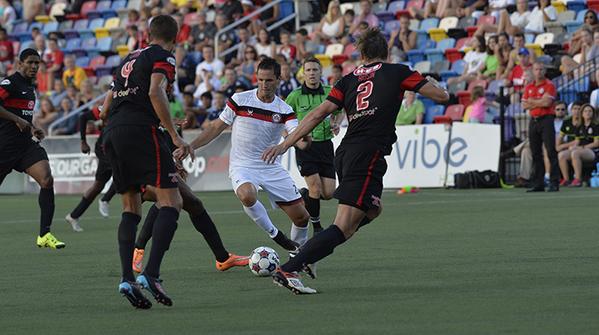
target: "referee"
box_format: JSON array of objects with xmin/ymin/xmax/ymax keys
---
[{"xmin": 285, "ymin": 57, "xmax": 342, "ymax": 235}]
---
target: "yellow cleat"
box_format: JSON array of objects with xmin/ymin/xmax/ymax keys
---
[
  {"xmin": 132, "ymin": 248, "xmax": 144, "ymax": 273},
  {"xmin": 36, "ymin": 232, "xmax": 66, "ymax": 249},
  {"xmin": 216, "ymin": 253, "xmax": 250, "ymax": 271}
]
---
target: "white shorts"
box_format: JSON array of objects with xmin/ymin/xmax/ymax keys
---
[{"xmin": 230, "ymin": 166, "xmax": 302, "ymax": 208}]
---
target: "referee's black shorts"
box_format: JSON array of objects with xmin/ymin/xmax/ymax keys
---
[
  {"xmin": 94, "ymin": 139, "xmax": 112, "ymax": 184},
  {"xmin": 295, "ymin": 139, "xmax": 335, "ymax": 179},
  {"xmin": 0, "ymin": 140, "xmax": 48, "ymax": 184},
  {"xmin": 103, "ymin": 125, "xmax": 178, "ymax": 194},
  {"xmin": 333, "ymin": 143, "xmax": 387, "ymax": 212}
]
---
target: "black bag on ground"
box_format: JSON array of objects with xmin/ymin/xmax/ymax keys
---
[{"xmin": 454, "ymin": 170, "xmax": 500, "ymax": 189}]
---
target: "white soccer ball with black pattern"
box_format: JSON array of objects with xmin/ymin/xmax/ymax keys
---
[{"xmin": 248, "ymin": 246, "xmax": 280, "ymax": 276}]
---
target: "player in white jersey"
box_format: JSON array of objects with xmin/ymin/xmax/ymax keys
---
[{"xmin": 175, "ymin": 58, "xmax": 312, "ymax": 253}]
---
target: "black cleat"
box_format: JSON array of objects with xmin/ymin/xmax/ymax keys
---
[
  {"xmin": 272, "ymin": 230, "xmax": 300, "ymax": 252},
  {"xmin": 136, "ymin": 273, "xmax": 173, "ymax": 306},
  {"xmin": 301, "ymin": 263, "xmax": 316, "ymax": 279},
  {"xmin": 526, "ymin": 186, "xmax": 545, "ymax": 192},
  {"xmin": 118, "ymin": 280, "xmax": 152, "ymax": 309},
  {"xmin": 547, "ymin": 184, "xmax": 559, "ymax": 192}
]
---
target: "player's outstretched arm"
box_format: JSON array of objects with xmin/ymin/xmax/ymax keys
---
[
  {"xmin": 173, "ymin": 118, "xmax": 228, "ymax": 161},
  {"xmin": 98, "ymin": 89, "xmax": 113, "ymax": 121},
  {"xmin": 149, "ymin": 73, "xmax": 194, "ymax": 160},
  {"xmin": 418, "ymin": 77, "xmax": 450, "ymax": 103},
  {"xmin": 262, "ymin": 100, "xmax": 337, "ymax": 164}
]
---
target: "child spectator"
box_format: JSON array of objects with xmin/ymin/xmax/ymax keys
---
[{"xmin": 277, "ymin": 30, "xmax": 296, "ymax": 63}]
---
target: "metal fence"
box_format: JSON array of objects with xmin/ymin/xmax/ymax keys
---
[{"xmin": 497, "ymin": 57, "xmax": 598, "ymax": 183}]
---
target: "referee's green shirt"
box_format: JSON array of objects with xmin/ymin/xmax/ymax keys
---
[{"xmin": 285, "ymin": 83, "xmax": 341, "ymax": 142}]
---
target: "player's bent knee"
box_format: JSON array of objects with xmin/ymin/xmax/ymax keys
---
[
  {"xmin": 236, "ymin": 185, "xmax": 257, "ymax": 207},
  {"xmin": 39, "ymin": 175, "xmax": 54, "ymax": 189}
]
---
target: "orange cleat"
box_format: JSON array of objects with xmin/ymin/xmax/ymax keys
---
[
  {"xmin": 132, "ymin": 248, "xmax": 144, "ymax": 273},
  {"xmin": 216, "ymin": 253, "xmax": 250, "ymax": 271}
]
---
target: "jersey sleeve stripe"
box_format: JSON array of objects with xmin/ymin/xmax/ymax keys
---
[
  {"xmin": 152, "ymin": 62, "xmax": 175, "ymax": 81},
  {"xmin": 0, "ymin": 87, "xmax": 9, "ymax": 100},
  {"xmin": 226, "ymin": 99, "xmax": 239, "ymax": 112},
  {"xmin": 282, "ymin": 113, "xmax": 296, "ymax": 122},
  {"xmin": 326, "ymin": 87, "xmax": 344, "ymax": 108},
  {"xmin": 400, "ymin": 72, "xmax": 427, "ymax": 91},
  {"xmin": 3, "ymin": 98, "xmax": 33, "ymax": 109}
]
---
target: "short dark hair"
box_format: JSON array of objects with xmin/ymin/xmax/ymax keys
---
[
  {"xmin": 257, "ymin": 56, "xmax": 281, "ymax": 78},
  {"xmin": 555, "ymin": 100, "xmax": 566, "ymax": 107},
  {"xmin": 303, "ymin": 56, "xmax": 321, "ymax": 68},
  {"xmin": 513, "ymin": 32, "xmax": 524, "ymax": 39},
  {"xmin": 19, "ymin": 48, "xmax": 40, "ymax": 61},
  {"xmin": 200, "ymin": 91, "xmax": 212, "ymax": 100},
  {"xmin": 0, "ymin": 27, "xmax": 6, "ymax": 34},
  {"xmin": 573, "ymin": 100, "xmax": 585, "ymax": 107},
  {"xmin": 149, "ymin": 15, "xmax": 179, "ymax": 43},
  {"xmin": 332, "ymin": 64, "xmax": 342, "ymax": 71},
  {"xmin": 356, "ymin": 28, "xmax": 388, "ymax": 61},
  {"xmin": 345, "ymin": 9, "xmax": 355, "ymax": 16}
]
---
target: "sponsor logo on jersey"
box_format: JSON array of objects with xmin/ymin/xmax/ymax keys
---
[
  {"xmin": 352, "ymin": 63, "xmax": 382, "ymax": 76},
  {"xmin": 167, "ymin": 57, "xmax": 176, "ymax": 66},
  {"xmin": 348, "ymin": 107, "xmax": 378, "ymax": 122},
  {"xmin": 0, "ymin": 79, "xmax": 10, "ymax": 85},
  {"xmin": 113, "ymin": 86, "xmax": 140, "ymax": 98},
  {"xmin": 28, "ymin": 101, "xmax": 34, "ymax": 109},
  {"xmin": 272, "ymin": 113, "xmax": 282, "ymax": 123},
  {"xmin": 22, "ymin": 109, "xmax": 33, "ymax": 116}
]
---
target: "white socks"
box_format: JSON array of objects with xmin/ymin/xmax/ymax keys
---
[
  {"xmin": 290, "ymin": 224, "xmax": 309, "ymax": 246},
  {"xmin": 243, "ymin": 201, "xmax": 278, "ymax": 238}
]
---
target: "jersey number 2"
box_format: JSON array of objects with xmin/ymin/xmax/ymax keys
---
[{"xmin": 356, "ymin": 81, "xmax": 373, "ymax": 111}]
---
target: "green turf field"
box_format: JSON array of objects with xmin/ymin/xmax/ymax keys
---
[{"xmin": 0, "ymin": 188, "xmax": 598, "ymax": 334}]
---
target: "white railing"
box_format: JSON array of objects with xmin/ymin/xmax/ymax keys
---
[{"xmin": 48, "ymin": 92, "xmax": 107, "ymax": 136}]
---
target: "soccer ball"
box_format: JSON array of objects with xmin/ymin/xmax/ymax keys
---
[{"xmin": 248, "ymin": 246, "xmax": 280, "ymax": 277}]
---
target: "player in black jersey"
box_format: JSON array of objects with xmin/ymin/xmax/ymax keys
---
[
  {"xmin": 263, "ymin": 28, "xmax": 449, "ymax": 294},
  {"xmin": 0, "ymin": 49, "xmax": 65, "ymax": 249},
  {"xmin": 102, "ymin": 15, "xmax": 193, "ymax": 309},
  {"xmin": 64, "ymin": 105, "xmax": 117, "ymax": 232}
]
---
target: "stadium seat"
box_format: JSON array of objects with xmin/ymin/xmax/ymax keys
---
[
  {"xmin": 551, "ymin": 1, "xmax": 566, "ymax": 13},
  {"xmin": 42, "ymin": 21, "xmax": 59, "ymax": 35},
  {"xmin": 96, "ymin": 54, "xmax": 122, "ymax": 76},
  {"xmin": 112, "ymin": 0, "xmax": 127, "ymax": 11},
  {"xmin": 64, "ymin": 19, "xmax": 89, "ymax": 39},
  {"xmin": 525, "ymin": 43, "xmax": 544, "ymax": 57},
  {"xmin": 75, "ymin": 56, "xmax": 90, "ymax": 68},
  {"xmin": 426, "ymin": 38, "xmax": 454, "ymax": 63},
  {"xmin": 58, "ymin": 20, "xmax": 73, "ymax": 31},
  {"xmin": 428, "ymin": 28, "xmax": 448, "ymax": 42},
  {"xmin": 414, "ymin": 61, "xmax": 431, "ymax": 73},
  {"xmin": 406, "ymin": 49, "xmax": 425, "ymax": 64},
  {"xmin": 340, "ymin": 3, "xmax": 358, "ymax": 15},
  {"xmin": 65, "ymin": 38, "xmax": 82, "ymax": 53},
  {"xmin": 81, "ymin": 1, "xmax": 98, "ymax": 18},
  {"xmin": 87, "ymin": 55, "xmax": 106, "ymax": 70},
  {"xmin": 477, "ymin": 15, "xmax": 495, "ymax": 26},
  {"xmin": 434, "ymin": 104, "xmax": 464, "ymax": 124},
  {"xmin": 325, "ymin": 43, "xmax": 344, "ymax": 58},
  {"xmin": 384, "ymin": 20, "xmax": 401, "ymax": 34},
  {"xmin": 431, "ymin": 59, "xmax": 450, "ymax": 73},
  {"xmin": 96, "ymin": 37, "xmax": 113, "ymax": 53},
  {"xmin": 405, "ymin": 0, "xmax": 423, "ymax": 11},
  {"xmin": 95, "ymin": 17, "xmax": 120, "ymax": 39},
  {"xmin": 35, "ymin": 15, "xmax": 52, "ymax": 23},
  {"xmin": 77, "ymin": 37, "xmax": 98, "ymax": 55},
  {"xmin": 524, "ymin": 33, "xmax": 535, "ymax": 44},
  {"xmin": 456, "ymin": 91, "xmax": 471, "ymax": 106},
  {"xmin": 565, "ymin": 20, "xmax": 583, "ymax": 33},
  {"xmin": 439, "ymin": 16, "xmax": 458, "ymax": 31},
  {"xmin": 419, "ymin": 97, "xmax": 436, "ymax": 110},
  {"xmin": 372, "ymin": 1, "xmax": 387, "ymax": 13},
  {"xmin": 557, "ymin": 10, "xmax": 576, "ymax": 23},
  {"xmin": 566, "ymin": 1, "xmax": 586, "ymax": 13},
  {"xmin": 444, "ymin": 40, "xmax": 465, "ymax": 63},
  {"xmin": 97, "ymin": 74, "xmax": 114, "ymax": 88},
  {"xmin": 314, "ymin": 54, "xmax": 332, "ymax": 68},
  {"xmin": 387, "ymin": 1, "xmax": 405, "ymax": 13},
  {"xmin": 424, "ymin": 105, "xmax": 445, "ymax": 124},
  {"xmin": 116, "ymin": 44, "xmax": 130, "ymax": 57}
]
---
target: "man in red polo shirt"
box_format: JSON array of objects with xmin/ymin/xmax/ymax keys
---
[{"xmin": 522, "ymin": 62, "xmax": 560, "ymax": 192}]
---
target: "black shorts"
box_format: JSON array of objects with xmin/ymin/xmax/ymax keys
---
[
  {"xmin": 333, "ymin": 144, "xmax": 387, "ymax": 212},
  {"xmin": 295, "ymin": 140, "xmax": 335, "ymax": 179},
  {"xmin": 94, "ymin": 140, "xmax": 112, "ymax": 183},
  {"xmin": 103, "ymin": 125, "xmax": 178, "ymax": 194},
  {"xmin": 0, "ymin": 141, "xmax": 48, "ymax": 184}
]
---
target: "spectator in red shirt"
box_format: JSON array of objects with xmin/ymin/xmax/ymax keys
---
[
  {"xmin": 277, "ymin": 30, "xmax": 296, "ymax": 62},
  {"xmin": 43, "ymin": 38, "xmax": 64, "ymax": 92},
  {"xmin": 522, "ymin": 62, "xmax": 560, "ymax": 192},
  {"xmin": 173, "ymin": 14, "xmax": 191, "ymax": 44},
  {"xmin": 505, "ymin": 47, "xmax": 532, "ymax": 92},
  {"xmin": 0, "ymin": 27, "xmax": 14, "ymax": 64}
]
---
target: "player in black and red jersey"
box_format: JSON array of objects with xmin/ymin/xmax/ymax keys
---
[
  {"xmin": 0, "ymin": 49, "xmax": 65, "ymax": 249},
  {"xmin": 102, "ymin": 15, "xmax": 193, "ymax": 309},
  {"xmin": 64, "ymin": 104, "xmax": 117, "ymax": 232},
  {"xmin": 262, "ymin": 28, "xmax": 449, "ymax": 294}
]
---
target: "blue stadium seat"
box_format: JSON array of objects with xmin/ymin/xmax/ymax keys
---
[
  {"xmin": 64, "ymin": 19, "xmax": 89, "ymax": 39},
  {"xmin": 566, "ymin": 1, "xmax": 587, "ymax": 13},
  {"xmin": 28, "ymin": 22, "xmax": 43, "ymax": 33},
  {"xmin": 96, "ymin": 37, "xmax": 113, "ymax": 52},
  {"xmin": 42, "ymin": 21, "xmax": 59, "ymax": 35},
  {"xmin": 450, "ymin": 59, "xmax": 466, "ymax": 74},
  {"xmin": 406, "ymin": 49, "xmax": 425, "ymax": 63},
  {"xmin": 80, "ymin": 18, "xmax": 105, "ymax": 39},
  {"xmin": 95, "ymin": 54, "xmax": 121, "ymax": 76},
  {"xmin": 77, "ymin": 37, "xmax": 97, "ymax": 55},
  {"xmin": 427, "ymin": 38, "xmax": 455, "ymax": 64},
  {"xmin": 420, "ymin": 97, "xmax": 435, "ymax": 110},
  {"xmin": 424, "ymin": 105, "xmax": 445, "ymax": 124},
  {"xmin": 387, "ymin": 1, "xmax": 405, "ymax": 13},
  {"xmin": 58, "ymin": 20, "xmax": 73, "ymax": 31},
  {"xmin": 65, "ymin": 38, "xmax": 82, "ymax": 53},
  {"xmin": 75, "ymin": 56, "xmax": 90, "ymax": 67},
  {"xmin": 111, "ymin": 0, "xmax": 127, "ymax": 11},
  {"xmin": 565, "ymin": 21, "xmax": 583, "ymax": 33},
  {"xmin": 575, "ymin": 9, "xmax": 587, "ymax": 22},
  {"xmin": 278, "ymin": 0, "xmax": 294, "ymax": 20}
]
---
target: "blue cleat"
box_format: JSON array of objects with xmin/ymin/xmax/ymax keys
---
[
  {"xmin": 118, "ymin": 280, "xmax": 152, "ymax": 309},
  {"xmin": 136, "ymin": 273, "xmax": 173, "ymax": 306}
]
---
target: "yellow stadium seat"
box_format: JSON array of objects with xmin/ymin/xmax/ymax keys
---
[
  {"xmin": 35, "ymin": 15, "xmax": 51, "ymax": 23},
  {"xmin": 314, "ymin": 54, "xmax": 332, "ymax": 68},
  {"xmin": 551, "ymin": 1, "xmax": 566, "ymax": 13},
  {"xmin": 525, "ymin": 43, "xmax": 544, "ymax": 57},
  {"xmin": 428, "ymin": 28, "xmax": 448, "ymax": 42},
  {"xmin": 117, "ymin": 45, "xmax": 130, "ymax": 58},
  {"xmin": 105, "ymin": 17, "xmax": 120, "ymax": 30}
]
